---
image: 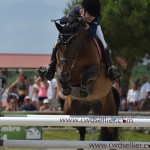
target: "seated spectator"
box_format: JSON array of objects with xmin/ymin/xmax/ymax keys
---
[
  {"xmin": 39, "ymin": 99, "xmax": 51, "ymax": 112},
  {"xmin": 127, "ymin": 82, "xmax": 140, "ymax": 111},
  {"xmin": 37, "ymin": 77, "xmax": 48, "ymax": 109},
  {"xmin": 19, "ymin": 96, "xmax": 36, "ymax": 111},
  {"xmin": 5, "ymin": 97, "xmax": 18, "ymax": 111},
  {"xmin": 8, "ymin": 72, "xmax": 29, "ymax": 107}
]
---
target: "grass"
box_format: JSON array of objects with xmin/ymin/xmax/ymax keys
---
[
  {"xmin": 8, "ymin": 128, "xmax": 150, "ymax": 150},
  {"xmin": 42, "ymin": 127, "xmax": 150, "ymax": 141}
]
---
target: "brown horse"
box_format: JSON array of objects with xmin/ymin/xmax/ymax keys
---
[{"xmin": 54, "ymin": 15, "xmax": 120, "ymax": 149}]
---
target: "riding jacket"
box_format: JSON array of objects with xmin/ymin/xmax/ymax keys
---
[{"xmin": 60, "ymin": 6, "xmax": 100, "ymax": 37}]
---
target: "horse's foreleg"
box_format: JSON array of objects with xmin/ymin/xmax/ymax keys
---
[{"xmin": 80, "ymin": 65, "xmax": 100, "ymax": 97}]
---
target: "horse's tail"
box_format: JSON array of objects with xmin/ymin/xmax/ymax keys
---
[
  {"xmin": 112, "ymin": 86, "xmax": 121, "ymax": 141},
  {"xmin": 112, "ymin": 86, "xmax": 120, "ymax": 114}
]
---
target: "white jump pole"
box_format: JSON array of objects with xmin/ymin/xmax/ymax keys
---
[
  {"xmin": 27, "ymin": 115, "xmax": 150, "ymax": 118},
  {"xmin": 1, "ymin": 140, "xmax": 150, "ymax": 149},
  {"xmin": 0, "ymin": 116, "xmax": 150, "ymax": 127}
]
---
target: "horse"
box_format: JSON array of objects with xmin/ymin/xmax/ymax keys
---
[{"xmin": 54, "ymin": 15, "xmax": 120, "ymax": 150}]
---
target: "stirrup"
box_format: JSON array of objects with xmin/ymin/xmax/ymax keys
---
[{"xmin": 108, "ymin": 66, "xmax": 121, "ymax": 81}]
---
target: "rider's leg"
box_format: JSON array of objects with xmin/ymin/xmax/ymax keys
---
[
  {"xmin": 36, "ymin": 43, "xmax": 57, "ymax": 81},
  {"xmin": 96, "ymin": 25, "xmax": 107, "ymax": 49},
  {"xmin": 96, "ymin": 25, "xmax": 121, "ymax": 80}
]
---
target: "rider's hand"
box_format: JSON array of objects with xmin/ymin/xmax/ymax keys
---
[
  {"xmin": 78, "ymin": 17, "xmax": 87, "ymax": 26},
  {"xmin": 83, "ymin": 23, "xmax": 89, "ymax": 30}
]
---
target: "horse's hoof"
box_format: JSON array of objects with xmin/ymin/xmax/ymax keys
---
[
  {"xmin": 62, "ymin": 86, "xmax": 72, "ymax": 96},
  {"xmin": 80, "ymin": 89, "xmax": 88, "ymax": 97}
]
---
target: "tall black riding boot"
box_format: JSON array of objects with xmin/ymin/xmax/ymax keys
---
[
  {"xmin": 104, "ymin": 48, "xmax": 121, "ymax": 81},
  {"xmin": 35, "ymin": 44, "xmax": 57, "ymax": 81}
]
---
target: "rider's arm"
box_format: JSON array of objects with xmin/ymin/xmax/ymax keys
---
[
  {"xmin": 86, "ymin": 17, "xmax": 100, "ymax": 37},
  {"xmin": 60, "ymin": 6, "xmax": 81, "ymax": 25}
]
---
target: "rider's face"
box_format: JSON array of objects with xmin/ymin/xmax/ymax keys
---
[{"xmin": 84, "ymin": 11, "xmax": 95, "ymax": 23}]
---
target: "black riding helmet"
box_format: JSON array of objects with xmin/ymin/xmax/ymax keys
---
[{"xmin": 81, "ymin": 0, "xmax": 101, "ymax": 17}]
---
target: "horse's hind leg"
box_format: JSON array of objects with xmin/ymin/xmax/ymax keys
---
[
  {"xmin": 63, "ymin": 98, "xmax": 91, "ymax": 150},
  {"xmin": 99, "ymin": 90, "xmax": 119, "ymax": 150}
]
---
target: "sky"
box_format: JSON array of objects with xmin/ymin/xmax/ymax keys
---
[{"xmin": 0, "ymin": 0, "xmax": 70, "ymax": 54}]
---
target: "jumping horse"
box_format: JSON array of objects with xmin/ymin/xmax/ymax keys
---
[{"xmin": 55, "ymin": 15, "xmax": 120, "ymax": 150}]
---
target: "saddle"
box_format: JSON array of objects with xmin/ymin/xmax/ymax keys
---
[{"xmin": 92, "ymin": 37, "xmax": 104, "ymax": 63}]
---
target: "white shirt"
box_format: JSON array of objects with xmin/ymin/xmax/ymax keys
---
[
  {"xmin": 127, "ymin": 89, "xmax": 140, "ymax": 103},
  {"xmin": 139, "ymin": 82, "xmax": 150, "ymax": 100},
  {"xmin": 47, "ymin": 79, "xmax": 58, "ymax": 99}
]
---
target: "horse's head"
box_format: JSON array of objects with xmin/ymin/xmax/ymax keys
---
[{"xmin": 55, "ymin": 15, "xmax": 86, "ymax": 83}]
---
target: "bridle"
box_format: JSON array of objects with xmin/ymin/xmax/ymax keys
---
[{"xmin": 58, "ymin": 19, "xmax": 83, "ymax": 70}]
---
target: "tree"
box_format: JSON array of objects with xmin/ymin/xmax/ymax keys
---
[
  {"xmin": 101, "ymin": 0, "xmax": 150, "ymax": 95},
  {"xmin": 64, "ymin": 0, "xmax": 150, "ymax": 95}
]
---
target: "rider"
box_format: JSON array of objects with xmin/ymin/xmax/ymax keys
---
[{"xmin": 36, "ymin": 0, "xmax": 121, "ymax": 81}]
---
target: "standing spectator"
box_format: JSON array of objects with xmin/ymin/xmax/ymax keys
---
[
  {"xmin": 8, "ymin": 72, "xmax": 29, "ymax": 107},
  {"xmin": 0, "ymin": 76, "xmax": 7, "ymax": 94},
  {"xmin": 31, "ymin": 76, "xmax": 40, "ymax": 108},
  {"xmin": 58, "ymin": 92, "xmax": 66, "ymax": 111},
  {"xmin": 28, "ymin": 79, "xmax": 34, "ymax": 98},
  {"xmin": 47, "ymin": 78, "xmax": 59, "ymax": 111},
  {"xmin": 39, "ymin": 99, "xmax": 51, "ymax": 112},
  {"xmin": 127, "ymin": 82, "xmax": 140, "ymax": 111},
  {"xmin": 5, "ymin": 97, "xmax": 18, "ymax": 111},
  {"xmin": 37, "ymin": 78, "xmax": 48, "ymax": 109},
  {"xmin": 112, "ymin": 79, "xmax": 123, "ymax": 111},
  {"xmin": 139, "ymin": 76, "xmax": 150, "ymax": 111},
  {"xmin": 19, "ymin": 96, "xmax": 36, "ymax": 111}
]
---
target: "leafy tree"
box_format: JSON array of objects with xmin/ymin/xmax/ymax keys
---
[
  {"xmin": 101, "ymin": 0, "xmax": 150, "ymax": 95},
  {"xmin": 64, "ymin": 0, "xmax": 150, "ymax": 95}
]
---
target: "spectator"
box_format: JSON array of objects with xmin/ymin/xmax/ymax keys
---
[
  {"xmin": 39, "ymin": 99, "xmax": 51, "ymax": 112},
  {"xmin": 139, "ymin": 76, "xmax": 150, "ymax": 111},
  {"xmin": 19, "ymin": 96, "xmax": 36, "ymax": 111},
  {"xmin": 31, "ymin": 76, "xmax": 39, "ymax": 108},
  {"xmin": 47, "ymin": 78, "xmax": 59, "ymax": 111},
  {"xmin": 112, "ymin": 79, "xmax": 123, "ymax": 110},
  {"xmin": 5, "ymin": 97, "xmax": 18, "ymax": 111},
  {"xmin": 58, "ymin": 90, "xmax": 66, "ymax": 111},
  {"xmin": 112, "ymin": 79, "xmax": 122, "ymax": 96},
  {"xmin": 0, "ymin": 76, "xmax": 7, "ymax": 94},
  {"xmin": 28, "ymin": 79, "xmax": 34, "ymax": 98},
  {"xmin": 127, "ymin": 82, "xmax": 140, "ymax": 111},
  {"xmin": 37, "ymin": 78, "xmax": 48, "ymax": 109},
  {"xmin": 8, "ymin": 72, "xmax": 29, "ymax": 107}
]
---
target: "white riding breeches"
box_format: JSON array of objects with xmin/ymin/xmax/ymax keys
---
[{"xmin": 96, "ymin": 25, "xmax": 107, "ymax": 49}]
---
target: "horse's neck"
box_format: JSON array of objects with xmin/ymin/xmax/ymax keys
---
[{"xmin": 79, "ymin": 31, "xmax": 101, "ymax": 65}]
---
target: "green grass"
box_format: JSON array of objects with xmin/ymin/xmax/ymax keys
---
[
  {"xmin": 8, "ymin": 128, "xmax": 150, "ymax": 150},
  {"xmin": 42, "ymin": 128, "xmax": 150, "ymax": 141}
]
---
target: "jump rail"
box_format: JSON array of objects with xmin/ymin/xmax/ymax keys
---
[
  {"xmin": 2, "ymin": 111, "xmax": 150, "ymax": 116},
  {"xmin": 0, "ymin": 140, "xmax": 150, "ymax": 149},
  {"xmin": 0, "ymin": 116, "xmax": 150, "ymax": 127}
]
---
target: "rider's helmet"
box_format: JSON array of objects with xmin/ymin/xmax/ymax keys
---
[{"xmin": 81, "ymin": 0, "xmax": 101, "ymax": 17}]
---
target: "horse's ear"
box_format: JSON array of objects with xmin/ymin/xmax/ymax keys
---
[{"xmin": 55, "ymin": 22, "xmax": 63, "ymax": 33}]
